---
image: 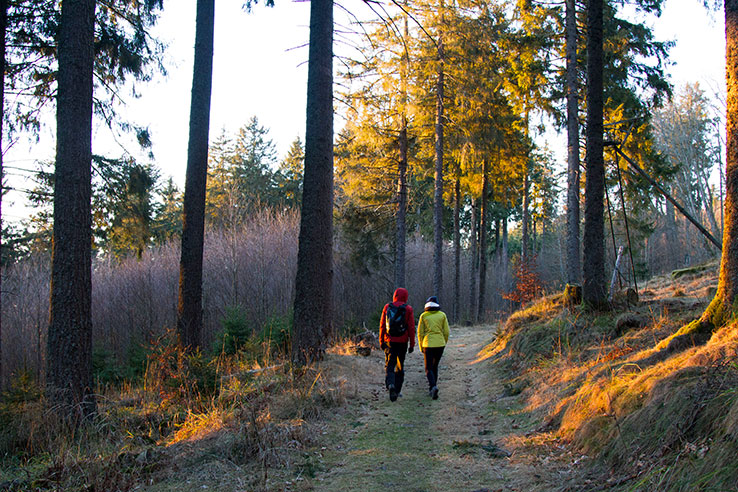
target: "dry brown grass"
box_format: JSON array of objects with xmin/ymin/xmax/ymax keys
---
[
  {"xmin": 0, "ymin": 341, "xmax": 364, "ymax": 491},
  {"xmin": 486, "ymin": 263, "xmax": 738, "ymax": 490}
]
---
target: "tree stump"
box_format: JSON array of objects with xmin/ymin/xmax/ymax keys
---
[{"xmin": 564, "ymin": 283, "xmax": 582, "ymax": 307}]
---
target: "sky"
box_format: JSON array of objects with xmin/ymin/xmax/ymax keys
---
[{"xmin": 1, "ymin": 0, "xmax": 728, "ymax": 224}]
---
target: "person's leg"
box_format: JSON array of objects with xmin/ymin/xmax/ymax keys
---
[
  {"xmin": 425, "ymin": 347, "xmax": 444, "ymax": 397},
  {"xmin": 394, "ymin": 342, "xmax": 407, "ymax": 393},
  {"xmin": 385, "ymin": 347, "xmax": 397, "ymax": 390},
  {"xmin": 423, "ymin": 347, "xmax": 435, "ymax": 390},
  {"xmin": 430, "ymin": 346, "xmax": 445, "ymax": 385}
]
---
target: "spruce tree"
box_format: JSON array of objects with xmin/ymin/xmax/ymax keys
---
[
  {"xmin": 47, "ymin": 0, "xmax": 97, "ymax": 420},
  {"xmin": 292, "ymin": 0, "xmax": 334, "ymax": 364},
  {"xmin": 178, "ymin": 0, "xmax": 215, "ymax": 350}
]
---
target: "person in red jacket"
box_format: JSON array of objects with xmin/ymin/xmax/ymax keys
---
[{"xmin": 379, "ymin": 287, "xmax": 415, "ymax": 402}]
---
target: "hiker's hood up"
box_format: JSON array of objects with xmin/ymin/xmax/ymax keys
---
[{"xmin": 393, "ymin": 287, "xmax": 409, "ymax": 304}]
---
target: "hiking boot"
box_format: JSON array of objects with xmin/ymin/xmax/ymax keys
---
[
  {"xmin": 431, "ymin": 386, "xmax": 439, "ymax": 400},
  {"xmin": 388, "ymin": 384, "xmax": 398, "ymax": 402}
]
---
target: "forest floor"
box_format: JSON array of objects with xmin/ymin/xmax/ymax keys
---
[
  {"xmin": 143, "ymin": 324, "xmax": 579, "ymax": 492},
  {"xmin": 275, "ymin": 324, "xmax": 578, "ymax": 492},
  {"xmin": 6, "ymin": 263, "xmax": 735, "ymax": 491}
]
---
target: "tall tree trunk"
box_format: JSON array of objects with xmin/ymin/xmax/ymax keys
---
[
  {"xmin": 468, "ymin": 197, "xmax": 478, "ymax": 324},
  {"xmin": 433, "ymin": 35, "xmax": 445, "ymax": 298},
  {"xmin": 502, "ymin": 216, "xmax": 509, "ymax": 289},
  {"xmin": 47, "ymin": 0, "xmax": 96, "ymax": 419},
  {"xmin": 699, "ymin": 169, "xmax": 721, "ymax": 237},
  {"xmin": 396, "ymin": 121, "xmax": 407, "ymax": 289},
  {"xmin": 708, "ymin": 0, "xmax": 738, "ymax": 321},
  {"xmin": 0, "ymin": 0, "xmax": 7, "ymax": 389},
  {"xmin": 494, "ymin": 219, "xmax": 500, "ymax": 254},
  {"xmin": 565, "ymin": 0, "xmax": 581, "ymax": 285},
  {"xmin": 582, "ymin": 0, "xmax": 607, "ymax": 308},
  {"xmin": 478, "ymin": 159, "xmax": 488, "ymax": 321},
  {"xmin": 177, "ymin": 0, "xmax": 215, "ymax": 351},
  {"xmin": 395, "ymin": 12, "xmax": 409, "ymax": 289},
  {"xmin": 521, "ymin": 163, "xmax": 529, "ymax": 261},
  {"xmin": 453, "ymin": 176, "xmax": 460, "ymax": 323},
  {"xmin": 665, "ymin": 195, "xmax": 678, "ymax": 270},
  {"xmin": 292, "ymin": 0, "xmax": 333, "ymax": 364}
]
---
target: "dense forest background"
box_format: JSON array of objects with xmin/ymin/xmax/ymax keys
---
[{"xmin": 0, "ymin": 0, "xmax": 726, "ymax": 389}]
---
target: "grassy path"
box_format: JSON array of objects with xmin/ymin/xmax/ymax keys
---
[{"xmin": 301, "ymin": 324, "xmax": 572, "ymax": 492}]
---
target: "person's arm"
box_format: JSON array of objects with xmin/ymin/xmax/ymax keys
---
[
  {"xmin": 443, "ymin": 313, "xmax": 450, "ymax": 344},
  {"xmin": 379, "ymin": 305, "xmax": 388, "ymax": 348},
  {"xmin": 417, "ymin": 313, "xmax": 426, "ymax": 349},
  {"xmin": 406, "ymin": 306, "xmax": 415, "ymax": 351}
]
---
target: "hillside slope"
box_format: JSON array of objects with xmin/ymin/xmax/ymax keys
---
[{"xmin": 485, "ymin": 263, "xmax": 738, "ymax": 490}]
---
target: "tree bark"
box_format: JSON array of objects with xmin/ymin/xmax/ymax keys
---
[
  {"xmin": 665, "ymin": 194, "xmax": 678, "ymax": 270},
  {"xmin": 0, "ymin": 0, "xmax": 7, "ymax": 389},
  {"xmin": 177, "ymin": 0, "xmax": 215, "ymax": 351},
  {"xmin": 292, "ymin": 0, "xmax": 333, "ymax": 364},
  {"xmin": 478, "ymin": 159, "xmax": 489, "ymax": 321},
  {"xmin": 395, "ymin": 13, "xmax": 409, "ymax": 291},
  {"xmin": 453, "ymin": 176, "xmax": 460, "ymax": 323},
  {"xmin": 521, "ymin": 163, "xmax": 529, "ymax": 262},
  {"xmin": 582, "ymin": 0, "xmax": 607, "ymax": 308},
  {"xmin": 715, "ymin": 0, "xmax": 738, "ymax": 311},
  {"xmin": 502, "ymin": 216, "xmax": 510, "ymax": 291},
  {"xmin": 468, "ymin": 197, "xmax": 478, "ymax": 324},
  {"xmin": 433, "ymin": 35, "xmax": 445, "ymax": 298},
  {"xmin": 395, "ymin": 122, "xmax": 407, "ymax": 289},
  {"xmin": 47, "ymin": 0, "xmax": 96, "ymax": 419},
  {"xmin": 565, "ymin": 0, "xmax": 581, "ymax": 285}
]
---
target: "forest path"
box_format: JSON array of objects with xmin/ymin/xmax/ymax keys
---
[{"xmin": 303, "ymin": 324, "xmax": 574, "ymax": 492}]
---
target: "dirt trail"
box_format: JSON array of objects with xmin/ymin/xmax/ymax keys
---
[{"xmin": 301, "ymin": 324, "xmax": 574, "ymax": 492}]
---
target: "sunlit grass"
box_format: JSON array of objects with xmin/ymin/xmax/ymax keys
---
[
  {"xmin": 0, "ymin": 332, "xmax": 360, "ymax": 490},
  {"xmin": 488, "ymin": 265, "xmax": 738, "ymax": 490}
]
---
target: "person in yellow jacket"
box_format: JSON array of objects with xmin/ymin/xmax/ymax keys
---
[{"xmin": 416, "ymin": 296, "xmax": 449, "ymax": 400}]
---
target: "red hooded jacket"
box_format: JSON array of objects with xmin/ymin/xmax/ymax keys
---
[{"xmin": 379, "ymin": 287, "xmax": 415, "ymax": 348}]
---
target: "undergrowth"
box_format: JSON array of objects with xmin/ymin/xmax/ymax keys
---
[
  {"xmin": 488, "ymin": 266, "xmax": 738, "ymax": 491},
  {"xmin": 0, "ymin": 311, "xmax": 353, "ymax": 491}
]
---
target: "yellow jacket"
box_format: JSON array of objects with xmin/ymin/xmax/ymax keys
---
[{"xmin": 417, "ymin": 309, "xmax": 449, "ymax": 349}]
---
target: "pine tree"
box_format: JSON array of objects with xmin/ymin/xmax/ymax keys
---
[
  {"xmin": 106, "ymin": 162, "xmax": 158, "ymax": 259},
  {"xmin": 277, "ymin": 137, "xmax": 305, "ymax": 209},
  {"xmin": 47, "ymin": 0, "xmax": 97, "ymax": 420},
  {"xmin": 565, "ymin": 0, "xmax": 581, "ymax": 286},
  {"xmin": 582, "ymin": 0, "xmax": 607, "ymax": 308},
  {"xmin": 154, "ymin": 177, "xmax": 183, "ymax": 243},
  {"xmin": 0, "ymin": 0, "xmax": 7, "ymax": 388},
  {"xmin": 178, "ymin": 0, "xmax": 215, "ymax": 351},
  {"xmin": 292, "ymin": 0, "xmax": 333, "ymax": 364},
  {"xmin": 699, "ymin": 0, "xmax": 738, "ymax": 327},
  {"xmin": 4, "ymin": 0, "xmax": 163, "ymax": 137}
]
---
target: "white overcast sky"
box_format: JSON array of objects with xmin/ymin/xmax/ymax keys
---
[{"xmin": 1, "ymin": 0, "xmax": 728, "ymax": 222}]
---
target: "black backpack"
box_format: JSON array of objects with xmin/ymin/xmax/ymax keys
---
[{"xmin": 386, "ymin": 303, "xmax": 408, "ymax": 337}]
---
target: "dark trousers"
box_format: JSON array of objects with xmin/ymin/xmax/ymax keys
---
[
  {"xmin": 423, "ymin": 346, "xmax": 445, "ymax": 389},
  {"xmin": 384, "ymin": 342, "xmax": 408, "ymax": 392}
]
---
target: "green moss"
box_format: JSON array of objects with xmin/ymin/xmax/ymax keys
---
[{"xmin": 671, "ymin": 261, "xmax": 718, "ymax": 280}]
